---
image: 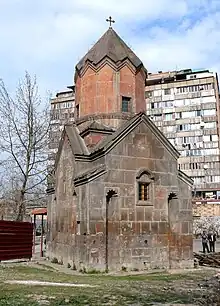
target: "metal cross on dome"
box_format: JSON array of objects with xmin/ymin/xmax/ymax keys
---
[{"xmin": 106, "ymin": 16, "xmax": 115, "ymax": 28}]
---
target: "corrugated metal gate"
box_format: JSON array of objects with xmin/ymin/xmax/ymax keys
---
[{"xmin": 0, "ymin": 220, "xmax": 33, "ymax": 261}]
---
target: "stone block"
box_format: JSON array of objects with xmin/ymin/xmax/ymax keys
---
[
  {"xmin": 158, "ymin": 222, "xmax": 168, "ymax": 234},
  {"xmin": 104, "ymin": 170, "xmax": 124, "ymax": 184},
  {"xmin": 128, "ymin": 209, "xmax": 135, "ymax": 221},
  {"xmin": 96, "ymin": 222, "xmax": 105, "ymax": 234},
  {"xmin": 181, "ymin": 221, "xmax": 189, "ymax": 234},
  {"xmin": 182, "ymin": 247, "xmax": 191, "ymax": 260},
  {"xmin": 155, "ymin": 186, "xmax": 167, "ymax": 199},
  {"xmin": 181, "ymin": 234, "xmax": 193, "ymax": 248},
  {"xmin": 132, "ymin": 248, "xmax": 145, "ymax": 256},
  {"xmin": 120, "ymin": 221, "xmax": 132, "ymax": 234},
  {"xmin": 156, "ymin": 234, "xmax": 168, "ymax": 247},
  {"xmin": 180, "ymin": 199, "xmax": 188, "ymax": 210},
  {"xmin": 151, "ymin": 222, "xmax": 159, "ymax": 234},
  {"xmin": 130, "ymin": 234, "xmax": 152, "ymax": 248},
  {"xmin": 136, "ymin": 207, "xmax": 145, "ymax": 221},
  {"xmin": 132, "ymin": 134, "xmax": 146, "ymax": 146},
  {"xmin": 154, "ymin": 198, "xmax": 167, "ymax": 210},
  {"xmin": 90, "ymin": 208, "xmax": 104, "ymax": 221},
  {"xmin": 120, "ymin": 209, "xmax": 128, "ymax": 221},
  {"xmin": 160, "ymin": 210, "xmax": 168, "ymax": 221},
  {"xmin": 131, "ymin": 222, "xmax": 141, "ymax": 234},
  {"xmin": 179, "ymin": 210, "xmax": 192, "ymax": 221},
  {"xmin": 136, "ymin": 147, "xmax": 151, "ymax": 159},
  {"xmin": 153, "ymin": 210, "xmax": 161, "ymax": 221},
  {"xmin": 135, "ymin": 158, "xmax": 155, "ymax": 171},
  {"xmin": 141, "ymin": 222, "xmax": 151, "ymax": 234},
  {"xmin": 90, "ymin": 222, "xmax": 96, "ymax": 235},
  {"xmin": 121, "ymin": 158, "xmax": 136, "ymax": 170},
  {"xmin": 108, "ymin": 222, "xmax": 120, "ymax": 234},
  {"xmin": 124, "ymin": 171, "xmax": 135, "ymax": 185},
  {"xmin": 120, "ymin": 185, "xmax": 135, "ymax": 197},
  {"xmin": 106, "ymin": 155, "xmax": 122, "ymax": 169},
  {"xmin": 122, "ymin": 197, "xmax": 134, "ymax": 208},
  {"xmin": 144, "ymin": 207, "xmax": 153, "ymax": 221}
]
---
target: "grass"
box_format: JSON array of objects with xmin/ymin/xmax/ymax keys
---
[{"xmin": 0, "ymin": 263, "xmax": 215, "ymax": 305}]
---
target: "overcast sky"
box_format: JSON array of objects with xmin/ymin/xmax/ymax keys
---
[{"xmin": 1, "ymin": 0, "xmax": 220, "ymax": 96}]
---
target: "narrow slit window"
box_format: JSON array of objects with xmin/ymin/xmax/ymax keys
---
[
  {"xmin": 138, "ymin": 182, "xmax": 149, "ymax": 201},
  {"xmin": 75, "ymin": 104, "xmax": 80, "ymax": 118},
  {"xmin": 121, "ymin": 96, "xmax": 131, "ymax": 112}
]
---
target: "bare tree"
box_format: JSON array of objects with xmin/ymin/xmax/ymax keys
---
[{"xmin": 0, "ymin": 72, "xmax": 49, "ymax": 221}]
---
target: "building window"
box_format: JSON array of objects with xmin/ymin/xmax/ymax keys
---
[
  {"xmin": 164, "ymin": 101, "xmax": 173, "ymax": 107},
  {"xmin": 203, "ymin": 109, "xmax": 216, "ymax": 116},
  {"xmin": 153, "ymin": 114, "xmax": 162, "ymax": 121},
  {"xmin": 203, "ymin": 83, "xmax": 214, "ymax": 90},
  {"xmin": 145, "ymin": 91, "xmax": 153, "ymax": 98},
  {"xmin": 164, "ymin": 113, "xmax": 173, "ymax": 121},
  {"xmin": 54, "ymin": 103, "xmax": 61, "ymax": 109},
  {"xmin": 64, "ymin": 113, "xmax": 68, "ymax": 119},
  {"xmin": 164, "ymin": 88, "xmax": 171, "ymax": 95},
  {"xmin": 175, "ymin": 112, "xmax": 182, "ymax": 119},
  {"xmin": 121, "ymin": 96, "xmax": 130, "ymax": 112},
  {"xmin": 136, "ymin": 169, "xmax": 154, "ymax": 205},
  {"xmin": 138, "ymin": 183, "xmax": 149, "ymax": 201}
]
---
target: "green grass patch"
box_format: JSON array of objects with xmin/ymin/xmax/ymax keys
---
[{"xmin": 0, "ymin": 264, "xmax": 215, "ymax": 305}]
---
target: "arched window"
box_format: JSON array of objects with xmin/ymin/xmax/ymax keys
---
[{"xmin": 136, "ymin": 169, "xmax": 154, "ymax": 205}]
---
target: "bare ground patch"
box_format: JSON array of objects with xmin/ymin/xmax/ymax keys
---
[{"xmin": 0, "ymin": 262, "xmax": 219, "ymax": 305}]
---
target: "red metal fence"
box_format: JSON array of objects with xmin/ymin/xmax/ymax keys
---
[{"xmin": 0, "ymin": 220, "xmax": 33, "ymax": 261}]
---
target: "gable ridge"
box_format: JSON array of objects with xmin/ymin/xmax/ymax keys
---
[
  {"xmin": 178, "ymin": 169, "xmax": 193, "ymax": 186},
  {"xmin": 89, "ymin": 112, "xmax": 180, "ymax": 160}
]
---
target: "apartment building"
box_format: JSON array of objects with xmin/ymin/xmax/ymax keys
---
[
  {"xmin": 49, "ymin": 87, "xmax": 75, "ymax": 167},
  {"xmin": 145, "ymin": 69, "xmax": 220, "ymax": 200},
  {"xmin": 49, "ymin": 68, "xmax": 220, "ymax": 200}
]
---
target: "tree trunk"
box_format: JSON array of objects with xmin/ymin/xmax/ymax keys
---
[{"xmin": 16, "ymin": 190, "xmax": 25, "ymax": 221}]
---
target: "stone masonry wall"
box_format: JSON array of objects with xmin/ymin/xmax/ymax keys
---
[
  {"xmin": 47, "ymin": 135, "xmax": 77, "ymax": 265},
  {"xmin": 72, "ymin": 121, "xmax": 193, "ymax": 271},
  {"xmin": 75, "ymin": 63, "xmax": 146, "ymax": 119},
  {"xmin": 48, "ymin": 122, "xmax": 193, "ymax": 271},
  {"xmin": 170, "ymin": 178, "xmax": 193, "ymax": 269}
]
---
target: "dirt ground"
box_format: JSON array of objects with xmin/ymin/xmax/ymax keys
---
[{"xmin": 0, "ymin": 260, "xmax": 219, "ymax": 306}]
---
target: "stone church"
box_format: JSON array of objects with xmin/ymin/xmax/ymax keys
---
[{"xmin": 47, "ymin": 23, "xmax": 194, "ymax": 271}]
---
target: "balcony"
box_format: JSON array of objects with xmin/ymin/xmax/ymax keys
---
[
  {"xmin": 202, "ymin": 102, "xmax": 216, "ymax": 109},
  {"xmin": 203, "ymin": 116, "xmax": 217, "ymax": 122},
  {"xmin": 147, "ymin": 108, "xmax": 163, "ymax": 115}
]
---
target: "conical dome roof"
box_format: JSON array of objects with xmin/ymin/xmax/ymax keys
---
[{"xmin": 76, "ymin": 28, "xmax": 144, "ymax": 72}]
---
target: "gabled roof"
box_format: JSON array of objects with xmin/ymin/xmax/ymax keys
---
[
  {"xmin": 31, "ymin": 208, "xmax": 47, "ymax": 215},
  {"xmin": 90, "ymin": 112, "xmax": 180, "ymax": 159},
  {"xmin": 178, "ymin": 169, "xmax": 194, "ymax": 186},
  {"xmin": 76, "ymin": 28, "xmax": 143, "ymax": 72},
  {"xmin": 54, "ymin": 124, "xmax": 89, "ymax": 170},
  {"xmin": 74, "ymin": 164, "xmax": 107, "ymax": 187},
  {"xmin": 80, "ymin": 121, "xmax": 115, "ymax": 137},
  {"xmin": 55, "ymin": 112, "xmax": 180, "ymax": 170},
  {"xmin": 65, "ymin": 125, "xmax": 89, "ymax": 155}
]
